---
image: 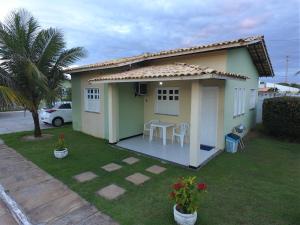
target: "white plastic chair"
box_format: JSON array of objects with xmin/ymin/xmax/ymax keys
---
[
  {"xmin": 172, "ymin": 122, "xmax": 190, "ymax": 147},
  {"xmin": 143, "ymin": 120, "xmax": 159, "ymax": 138}
]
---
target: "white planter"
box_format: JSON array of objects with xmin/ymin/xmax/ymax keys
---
[
  {"xmin": 54, "ymin": 148, "xmax": 68, "ymax": 159},
  {"xmin": 173, "ymin": 205, "xmax": 197, "ymax": 225}
]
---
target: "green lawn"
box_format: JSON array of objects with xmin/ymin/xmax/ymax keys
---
[{"xmin": 1, "ymin": 126, "xmax": 299, "ymax": 225}]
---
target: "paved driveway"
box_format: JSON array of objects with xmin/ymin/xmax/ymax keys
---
[{"xmin": 0, "ymin": 111, "xmax": 52, "ymax": 134}]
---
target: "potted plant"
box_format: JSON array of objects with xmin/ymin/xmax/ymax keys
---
[
  {"xmin": 169, "ymin": 176, "xmax": 207, "ymax": 225},
  {"xmin": 54, "ymin": 133, "xmax": 68, "ymax": 159}
]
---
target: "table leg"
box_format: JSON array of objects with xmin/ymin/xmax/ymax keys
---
[
  {"xmin": 149, "ymin": 127, "xmax": 153, "ymax": 142},
  {"xmin": 163, "ymin": 127, "xmax": 167, "ymax": 145}
]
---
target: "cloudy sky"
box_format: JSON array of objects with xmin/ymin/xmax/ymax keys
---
[{"xmin": 0, "ymin": 0, "xmax": 299, "ymax": 83}]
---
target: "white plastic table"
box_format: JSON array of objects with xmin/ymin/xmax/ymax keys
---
[{"xmin": 149, "ymin": 121, "xmax": 175, "ymax": 145}]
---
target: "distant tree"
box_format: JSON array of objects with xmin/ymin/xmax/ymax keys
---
[{"xmin": 0, "ymin": 9, "xmax": 85, "ymax": 137}]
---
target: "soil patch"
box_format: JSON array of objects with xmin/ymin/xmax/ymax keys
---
[{"xmin": 21, "ymin": 133, "xmax": 53, "ymax": 142}]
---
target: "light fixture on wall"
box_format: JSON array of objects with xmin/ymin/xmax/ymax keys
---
[{"xmin": 159, "ymin": 81, "xmax": 163, "ymax": 86}]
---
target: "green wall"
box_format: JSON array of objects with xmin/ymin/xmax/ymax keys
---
[
  {"xmin": 118, "ymin": 83, "xmax": 144, "ymax": 139},
  {"xmin": 71, "ymin": 75, "xmax": 82, "ymax": 131},
  {"xmin": 224, "ymin": 48, "xmax": 259, "ymax": 135}
]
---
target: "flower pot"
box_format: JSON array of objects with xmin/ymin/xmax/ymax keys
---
[
  {"xmin": 173, "ymin": 205, "xmax": 197, "ymax": 225},
  {"xmin": 54, "ymin": 148, "xmax": 68, "ymax": 159}
]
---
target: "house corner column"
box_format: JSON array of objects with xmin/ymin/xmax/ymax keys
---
[
  {"xmin": 189, "ymin": 80, "xmax": 202, "ymax": 168},
  {"xmin": 108, "ymin": 83, "xmax": 119, "ymax": 143}
]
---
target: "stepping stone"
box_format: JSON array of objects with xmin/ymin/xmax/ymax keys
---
[
  {"xmin": 125, "ymin": 173, "xmax": 150, "ymax": 185},
  {"xmin": 101, "ymin": 163, "xmax": 122, "ymax": 172},
  {"xmin": 96, "ymin": 184, "xmax": 126, "ymax": 200},
  {"xmin": 146, "ymin": 165, "xmax": 166, "ymax": 174},
  {"xmin": 122, "ymin": 157, "xmax": 139, "ymax": 165},
  {"xmin": 73, "ymin": 171, "xmax": 98, "ymax": 183}
]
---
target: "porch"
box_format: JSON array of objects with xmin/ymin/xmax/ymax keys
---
[
  {"xmin": 88, "ymin": 63, "xmax": 247, "ymax": 168},
  {"xmin": 117, "ymin": 135, "xmax": 221, "ymax": 167}
]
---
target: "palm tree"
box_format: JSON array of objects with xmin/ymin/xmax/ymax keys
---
[{"xmin": 0, "ymin": 9, "xmax": 85, "ymax": 137}]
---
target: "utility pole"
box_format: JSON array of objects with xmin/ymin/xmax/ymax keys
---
[{"xmin": 285, "ymin": 55, "xmax": 289, "ymax": 83}]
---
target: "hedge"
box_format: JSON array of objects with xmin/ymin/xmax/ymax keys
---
[{"xmin": 263, "ymin": 97, "xmax": 300, "ymax": 139}]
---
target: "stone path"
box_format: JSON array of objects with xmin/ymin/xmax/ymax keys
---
[
  {"xmin": 146, "ymin": 165, "xmax": 166, "ymax": 174},
  {"xmin": 73, "ymin": 171, "xmax": 98, "ymax": 183},
  {"xmin": 96, "ymin": 184, "xmax": 126, "ymax": 200},
  {"xmin": 101, "ymin": 163, "xmax": 122, "ymax": 172},
  {"xmin": 125, "ymin": 173, "xmax": 150, "ymax": 185},
  {"xmin": 0, "ymin": 143, "xmax": 119, "ymax": 225}
]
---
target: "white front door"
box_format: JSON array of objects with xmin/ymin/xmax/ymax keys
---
[{"xmin": 200, "ymin": 87, "xmax": 219, "ymax": 147}]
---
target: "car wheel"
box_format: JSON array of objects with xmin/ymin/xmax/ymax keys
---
[{"xmin": 52, "ymin": 117, "xmax": 64, "ymax": 127}]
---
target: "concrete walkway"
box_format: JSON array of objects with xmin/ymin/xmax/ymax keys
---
[
  {"xmin": 0, "ymin": 111, "xmax": 52, "ymax": 134},
  {"xmin": 0, "ymin": 143, "xmax": 119, "ymax": 225},
  {"xmin": 0, "ymin": 199, "xmax": 18, "ymax": 225}
]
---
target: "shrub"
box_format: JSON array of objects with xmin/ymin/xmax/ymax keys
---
[
  {"xmin": 263, "ymin": 97, "xmax": 300, "ymax": 139},
  {"xmin": 169, "ymin": 176, "xmax": 207, "ymax": 214},
  {"xmin": 55, "ymin": 133, "xmax": 66, "ymax": 150}
]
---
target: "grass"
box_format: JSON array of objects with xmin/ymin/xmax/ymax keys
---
[{"xmin": 1, "ymin": 125, "xmax": 299, "ymax": 225}]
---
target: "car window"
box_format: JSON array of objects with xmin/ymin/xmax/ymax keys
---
[{"xmin": 59, "ymin": 103, "xmax": 71, "ymax": 109}]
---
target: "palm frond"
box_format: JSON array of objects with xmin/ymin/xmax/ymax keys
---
[
  {"xmin": 0, "ymin": 85, "xmax": 32, "ymax": 108},
  {"xmin": 32, "ymin": 28, "xmax": 65, "ymax": 69},
  {"xmin": 54, "ymin": 47, "xmax": 86, "ymax": 68}
]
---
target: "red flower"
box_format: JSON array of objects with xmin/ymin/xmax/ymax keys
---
[
  {"xmin": 59, "ymin": 133, "xmax": 65, "ymax": 139},
  {"xmin": 173, "ymin": 182, "xmax": 184, "ymax": 190},
  {"xmin": 169, "ymin": 191, "xmax": 175, "ymax": 199},
  {"xmin": 197, "ymin": 183, "xmax": 207, "ymax": 190}
]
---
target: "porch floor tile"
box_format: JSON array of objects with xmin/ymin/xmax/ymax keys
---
[
  {"xmin": 122, "ymin": 157, "xmax": 140, "ymax": 165},
  {"xmin": 96, "ymin": 184, "xmax": 126, "ymax": 200},
  {"xmin": 146, "ymin": 165, "xmax": 166, "ymax": 174},
  {"xmin": 101, "ymin": 163, "xmax": 122, "ymax": 172},
  {"xmin": 125, "ymin": 173, "xmax": 150, "ymax": 185},
  {"xmin": 73, "ymin": 171, "xmax": 98, "ymax": 183}
]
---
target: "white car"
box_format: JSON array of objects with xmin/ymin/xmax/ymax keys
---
[{"xmin": 40, "ymin": 102, "xmax": 72, "ymax": 127}]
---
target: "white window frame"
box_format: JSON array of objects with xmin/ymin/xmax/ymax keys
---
[
  {"xmin": 234, "ymin": 87, "xmax": 246, "ymax": 117},
  {"xmin": 249, "ymin": 89, "xmax": 257, "ymax": 110},
  {"xmin": 84, "ymin": 88, "xmax": 100, "ymax": 113},
  {"xmin": 155, "ymin": 87, "xmax": 180, "ymax": 116}
]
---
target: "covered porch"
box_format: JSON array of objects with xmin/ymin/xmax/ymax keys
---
[
  {"xmin": 117, "ymin": 135, "xmax": 220, "ymax": 166},
  {"xmin": 89, "ymin": 63, "xmax": 247, "ymax": 168}
]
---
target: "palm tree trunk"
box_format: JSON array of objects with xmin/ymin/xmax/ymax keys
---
[{"xmin": 31, "ymin": 109, "xmax": 42, "ymax": 137}]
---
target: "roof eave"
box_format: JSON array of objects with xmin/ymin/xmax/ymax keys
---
[{"xmin": 89, "ymin": 74, "xmax": 247, "ymax": 84}]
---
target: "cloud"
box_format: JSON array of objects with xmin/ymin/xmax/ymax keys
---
[
  {"xmin": 240, "ymin": 18, "xmax": 262, "ymax": 29},
  {"xmin": 0, "ymin": 0, "xmax": 299, "ymax": 82}
]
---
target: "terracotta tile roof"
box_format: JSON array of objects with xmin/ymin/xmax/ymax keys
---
[
  {"xmin": 65, "ymin": 35, "xmax": 274, "ymax": 76},
  {"xmin": 89, "ymin": 63, "xmax": 248, "ymax": 83}
]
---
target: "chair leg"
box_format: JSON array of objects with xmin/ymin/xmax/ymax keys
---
[
  {"xmin": 172, "ymin": 135, "xmax": 174, "ymax": 144},
  {"xmin": 180, "ymin": 136, "xmax": 184, "ymax": 148}
]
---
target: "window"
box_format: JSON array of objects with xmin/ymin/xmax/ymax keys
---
[
  {"xmin": 234, "ymin": 87, "xmax": 245, "ymax": 117},
  {"xmin": 85, "ymin": 88, "xmax": 100, "ymax": 112},
  {"xmin": 249, "ymin": 89, "xmax": 256, "ymax": 109},
  {"xmin": 155, "ymin": 87, "xmax": 179, "ymax": 115},
  {"xmin": 59, "ymin": 103, "xmax": 71, "ymax": 109}
]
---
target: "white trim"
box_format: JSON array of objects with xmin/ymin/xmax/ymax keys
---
[{"xmin": 89, "ymin": 74, "xmax": 246, "ymax": 84}]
